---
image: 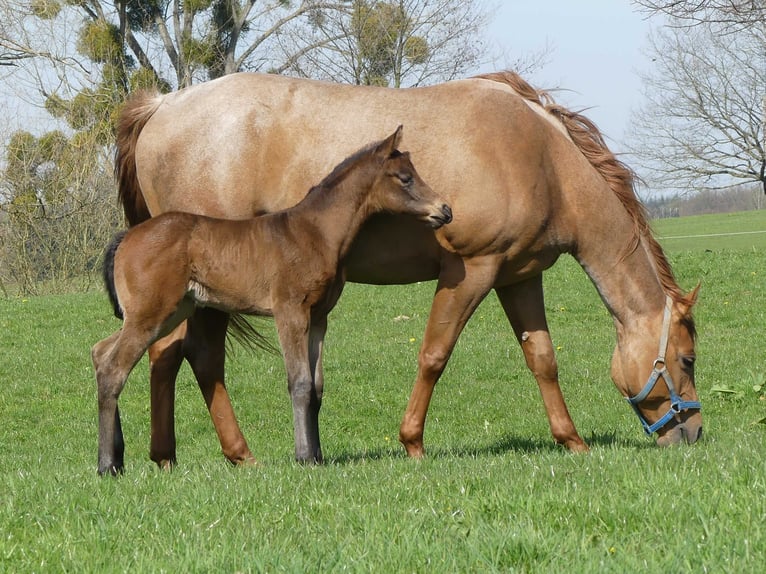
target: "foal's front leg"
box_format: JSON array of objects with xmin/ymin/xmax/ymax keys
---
[
  {"xmin": 275, "ymin": 308, "xmax": 323, "ymax": 463},
  {"xmin": 147, "ymin": 325, "xmax": 186, "ymax": 469}
]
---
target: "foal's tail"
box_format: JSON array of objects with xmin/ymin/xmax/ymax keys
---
[
  {"xmin": 103, "ymin": 231, "xmax": 127, "ymax": 320},
  {"xmin": 115, "ymin": 91, "xmax": 163, "ymax": 226}
]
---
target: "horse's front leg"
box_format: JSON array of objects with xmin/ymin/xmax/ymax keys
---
[
  {"xmin": 147, "ymin": 324, "xmax": 186, "ymax": 469},
  {"xmin": 275, "ymin": 308, "xmax": 322, "ymax": 463},
  {"xmin": 307, "ymin": 312, "xmax": 328, "ymax": 460},
  {"xmin": 185, "ymin": 308, "xmax": 255, "ymax": 465},
  {"xmin": 399, "ymin": 255, "xmax": 497, "ymax": 458},
  {"xmin": 495, "ymin": 276, "xmax": 588, "ymax": 452}
]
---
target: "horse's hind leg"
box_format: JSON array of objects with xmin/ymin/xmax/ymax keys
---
[
  {"xmin": 495, "ymin": 276, "xmax": 588, "ymax": 452},
  {"xmin": 185, "ymin": 308, "xmax": 255, "ymax": 465},
  {"xmin": 399, "ymin": 256, "xmax": 496, "ymax": 458},
  {"xmin": 147, "ymin": 325, "xmax": 186, "ymax": 469}
]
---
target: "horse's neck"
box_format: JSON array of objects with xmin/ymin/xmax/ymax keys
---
[
  {"xmin": 574, "ymin": 224, "xmax": 667, "ymax": 336},
  {"xmin": 287, "ymin": 172, "xmax": 375, "ymax": 259}
]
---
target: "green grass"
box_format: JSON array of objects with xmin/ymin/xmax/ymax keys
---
[{"xmin": 1, "ymin": 211, "xmax": 765, "ymax": 572}]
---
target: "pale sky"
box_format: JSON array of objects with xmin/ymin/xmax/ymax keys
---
[{"xmin": 487, "ymin": 0, "xmax": 658, "ymax": 154}]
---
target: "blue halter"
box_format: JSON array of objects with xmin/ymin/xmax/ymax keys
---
[{"xmin": 626, "ymin": 296, "xmax": 701, "ymax": 435}]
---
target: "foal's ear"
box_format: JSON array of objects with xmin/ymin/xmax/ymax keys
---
[{"xmin": 379, "ymin": 125, "xmax": 404, "ymax": 155}]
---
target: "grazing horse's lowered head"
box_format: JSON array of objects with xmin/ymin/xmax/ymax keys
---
[{"xmin": 611, "ymin": 287, "xmax": 702, "ymax": 446}]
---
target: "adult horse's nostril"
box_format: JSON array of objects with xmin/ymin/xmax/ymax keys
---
[{"xmin": 680, "ymin": 423, "xmax": 703, "ymax": 444}]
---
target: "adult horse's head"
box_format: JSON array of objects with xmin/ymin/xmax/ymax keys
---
[
  {"xmin": 611, "ymin": 287, "xmax": 702, "ymax": 445},
  {"xmin": 368, "ymin": 126, "xmax": 452, "ymax": 229}
]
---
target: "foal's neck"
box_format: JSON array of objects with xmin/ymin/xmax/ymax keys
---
[{"xmin": 286, "ymin": 167, "xmax": 378, "ymax": 260}]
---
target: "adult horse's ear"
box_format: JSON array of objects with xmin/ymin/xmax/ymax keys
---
[
  {"xmin": 379, "ymin": 125, "xmax": 404, "ymax": 155},
  {"xmin": 680, "ymin": 283, "xmax": 701, "ymax": 314}
]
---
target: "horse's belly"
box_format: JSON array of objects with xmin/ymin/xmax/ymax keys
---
[{"xmin": 343, "ymin": 215, "xmax": 442, "ymax": 284}]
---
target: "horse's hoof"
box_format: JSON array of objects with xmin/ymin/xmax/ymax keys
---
[
  {"xmin": 97, "ymin": 464, "xmax": 124, "ymax": 477},
  {"xmin": 564, "ymin": 439, "xmax": 590, "ymax": 453},
  {"xmin": 234, "ymin": 455, "xmax": 260, "ymax": 467},
  {"xmin": 401, "ymin": 441, "xmax": 425, "ymax": 459}
]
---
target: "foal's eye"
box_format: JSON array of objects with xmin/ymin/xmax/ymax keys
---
[{"xmin": 396, "ymin": 173, "xmax": 413, "ymax": 186}]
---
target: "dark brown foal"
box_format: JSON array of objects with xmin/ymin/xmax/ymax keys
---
[{"xmin": 92, "ymin": 127, "xmax": 452, "ymax": 475}]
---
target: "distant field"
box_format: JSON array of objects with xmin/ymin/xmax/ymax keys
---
[{"xmin": 652, "ymin": 209, "xmax": 766, "ymax": 251}]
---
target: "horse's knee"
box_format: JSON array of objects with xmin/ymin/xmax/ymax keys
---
[
  {"xmin": 418, "ymin": 345, "xmax": 451, "ymax": 380},
  {"xmin": 520, "ymin": 334, "xmax": 558, "ymax": 381}
]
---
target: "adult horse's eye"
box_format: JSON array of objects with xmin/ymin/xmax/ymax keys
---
[{"xmin": 681, "ymin": 355, "xmax": 696, "ymax": 370}]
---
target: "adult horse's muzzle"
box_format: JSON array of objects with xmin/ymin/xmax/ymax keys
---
[
  {"xmin": 428, "ymin": 204, "xmax": 453, "ymax": 228},
  {"xmin": 655, "ymin": 410, "xmax": 703, "ymax": 446}
]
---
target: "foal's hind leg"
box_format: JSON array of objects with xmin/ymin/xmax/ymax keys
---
[
  {"xmin": 185, "ymin": 309, "xmax": 255, "ymax": 465},
  {"xmin": 495, "ymin": 276, "xmax": 588, "ymax": 452},
  {"xmin": 92, "ymin": 329, "xmax": 150, "ymax": 475},
  {"xmin": 148, "ymin": 325, "xmax": 186, "ymax": 469}
]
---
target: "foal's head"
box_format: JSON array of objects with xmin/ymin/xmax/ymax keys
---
[{"xmin": 366, "ymin": 126, "xmax": 452, "ymax": 228}]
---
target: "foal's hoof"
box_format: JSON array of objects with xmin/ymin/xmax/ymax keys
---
[
  {"xmin": 295, "ymin": 453, "xmax": 323, "ymax": 465},
  {"xmin": 156, "ymin": 459, "xmax": 175, "ymax": 471},
  {"xmin": 97, "ymin": 464, "xmax": 124, "ymax": 477}
]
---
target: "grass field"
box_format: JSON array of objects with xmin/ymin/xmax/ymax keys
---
[{"xmin": 1, "ymin": 210, "xmax": 765, "ymax": 572}]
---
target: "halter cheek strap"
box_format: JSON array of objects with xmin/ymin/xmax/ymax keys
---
[{"xmin": 626, "ymin": 296, "xmax": 701, "ymax": 435}]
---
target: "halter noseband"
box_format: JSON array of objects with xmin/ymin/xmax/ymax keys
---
[{"xmin": 626, "ymin": 296, "xmax": 701, "ymax": 435}]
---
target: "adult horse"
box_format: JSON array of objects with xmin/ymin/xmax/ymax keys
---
[{"xmin": 115, "ymin": 71, "xmax": 702, "ymax": 467}]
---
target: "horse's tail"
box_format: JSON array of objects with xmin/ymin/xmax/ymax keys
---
[
  {"xmin": 103, "ymin": 231, "xmax": 127, "ymax": 320},
  {"xmin": 474, "ymin": 71, "xmax": 686, "ymax": 303},
  {"xmin": 114, "ymin": 91, "xmax": 277, "ymax": 354},
  {"xmin": 115, "ymin": 90, "xmax": 163, "ymax": 226}
]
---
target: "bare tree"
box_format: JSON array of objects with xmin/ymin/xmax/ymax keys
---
[
  {"xmin": 626, "ymin": 20, "xmax": 766, "ymax": 195},
  {"xmin": 633, "ymin": 0, "xmax": 766, "ymax": 31},
  {"xmin": 276, "ymin": 0, "xmax": 492, "ymax": 87}
]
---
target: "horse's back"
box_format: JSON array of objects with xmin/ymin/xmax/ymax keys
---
[{"xmin": 132, "ymin": 73, "xmax": 595, "ymax": 283}]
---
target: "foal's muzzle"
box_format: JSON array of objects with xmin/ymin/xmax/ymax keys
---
[{"xmin": 429, "ymin": 204, "xmax": 452, "ymax": 228}]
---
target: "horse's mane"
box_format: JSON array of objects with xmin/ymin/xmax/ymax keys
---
[{"xmin": 473, "ymin": 71, "xmax": 692, "ymax": 307}]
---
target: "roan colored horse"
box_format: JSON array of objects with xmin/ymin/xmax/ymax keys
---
[
  {"xmin": 114, "ymin": 71, "xmax": 702, "ymax": 468},
  {"xmin": 93, "ymin": 128, "xmax": 452, "ymax": 475}
]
